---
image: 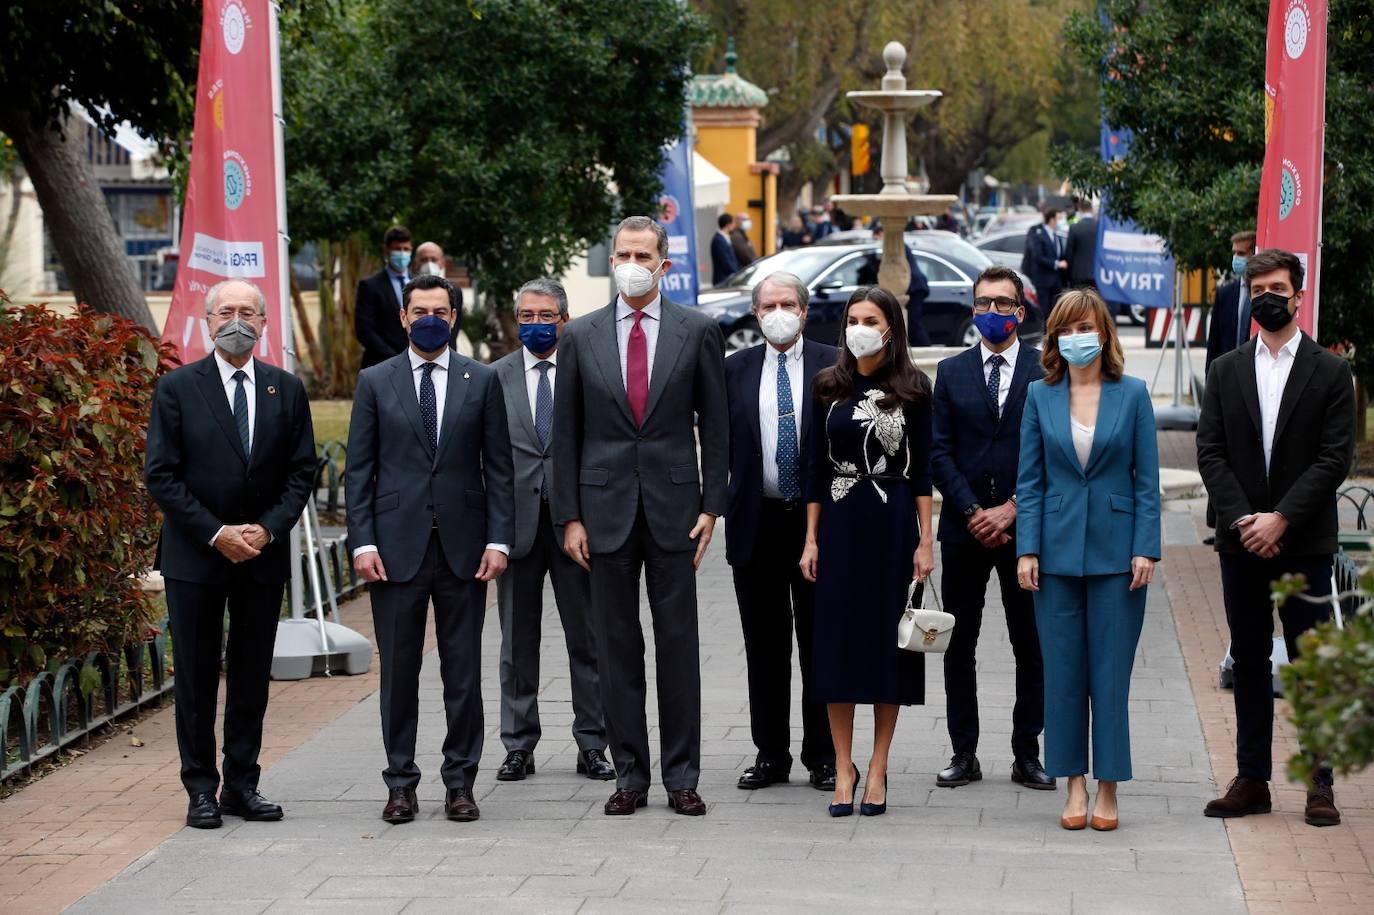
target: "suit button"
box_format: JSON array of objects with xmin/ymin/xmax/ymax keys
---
[
  {"xmin": 532, "ymin": 486, "xmax": 541, "ymax": 493},
  {"xmin": 633, "ymin": 469, "xmax": 639, "ymax": 476},
  {"xmin": 1080, "ymin": 479, "xmax": 1087, "ymax": 486}
]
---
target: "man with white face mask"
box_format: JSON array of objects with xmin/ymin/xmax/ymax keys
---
[
  {"xmin": 552, "ymin": 215, "xmax": 729, "ymax": 817},
  {"xmin": 723, "ymin": 272, "xmax": 838, "ymax": 792}
]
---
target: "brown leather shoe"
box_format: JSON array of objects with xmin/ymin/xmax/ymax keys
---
[
  {"xmin": 604, "ymin": 788, "xmax": 647, "ymax": 816},
  {"xmin": 667, "ymin": 788, "xmax": 706, "ymax": 816},
  {"xmin": 445, "ymin": 787, "xmax": 480, "ymax": 822},
  {"xmin": 382, "ymin": 787, "xmax": 418, "ymax": 824},
  {"xmin": 1204, "ymin": 777, "xmax": 1271, "ymax": 818},
  {"xmin": 1304, "ymin": 783, "xmax": 1341, "ymax": 827}
]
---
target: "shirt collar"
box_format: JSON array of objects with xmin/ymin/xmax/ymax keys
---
[
  {"xmin": 1258, "ymin": 330, "xmax": 1301, "ymax": 362},
  {"xmin": 522, "ymin": 346, "xmax": 557, "ymax": 372},
  {"xmin": 980, "ymin": 338, "xmax": 1018, "ymax": 368},
  {"xmin": 616, "ymin": 295, "xmax": 662, "ymax": 322},
  {"xmin": 408, "ymin": 346, "xmax": 451, "ymax": 373},
  {"xmin": 768, "ymin": 337, "xmax": 804, "ymax": 364},
  {"xmin": 214, "ymin": 350, "xmax": 256, "ymax": 385}
]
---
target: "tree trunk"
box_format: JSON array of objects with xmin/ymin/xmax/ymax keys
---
[
  {"xmin": 0, "ymin": 108, "xmax": 154, "ymax": 329},
  {"xmin": 289, "ymin": 269, "xmax": 325, "ymax": 383}
]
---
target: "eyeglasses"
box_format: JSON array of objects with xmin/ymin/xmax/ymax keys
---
[
  {"xmin": 972, "ymin": 296, "xmax": 1019, "ymax": 315},
  {"xmin": 516, "ymin": 310, "xmax": 561, "ymax": 324},
  {"xmin": 212, "ymin": 308, "xmax": 263, "ymax": 320}
]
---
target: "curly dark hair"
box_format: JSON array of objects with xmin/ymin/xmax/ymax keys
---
[{"xmin": 813, "ymin": 285, "xmax": 931, "ymax": 411}]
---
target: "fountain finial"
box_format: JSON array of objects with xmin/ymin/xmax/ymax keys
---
[{"xmin": 725, "ymin": 37, "xmax": 738, "ymax": 75}]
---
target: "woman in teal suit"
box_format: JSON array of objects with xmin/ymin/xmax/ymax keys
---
[{"xmin": 1015, "ymin": 288, "xmax": 1161, "ymax": 832}]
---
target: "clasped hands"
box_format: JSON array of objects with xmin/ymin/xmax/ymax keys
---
[
  {"xmin": 214, "ymin": 523, "xmax": 270, "ymax": 563},
  {"xmin": 1233, "ymin": 511, "xmax": 1287, "ymax": 559},
  {"xmin": 967, "ymin": 501, "xmax": 1016, "ymax": 548}
]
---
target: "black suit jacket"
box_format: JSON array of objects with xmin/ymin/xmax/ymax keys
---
[
  {"xmin": 1197, "ymin": 333, "xmax": 1354, "ymax": 556},
  {"xmin": 355, "ymin": 269, "xmax": 408, "ymax": 369},
  {"xmin": 723, "ymin": 340, "xmax": 838, "ymax": 566},
  {"xmin": 1064, "ymin": 216, "xmax": 1097, "ymax": 285},
  {"xmin": 144, "ymin": 356, "xmax": 316, "ymax": 585},
  {"xmin": 1024, "ymin": 223, "xmax": 1064, "ymax": 291},
  {"xmin": 930, "ymin": 342, "xmax": 1044, "ymax": 544},
  {"xmin": 345, "ymin": 351, "xmax": 515, "ymax": 582},
  {"xmin": 1205, "ymin": 279, "xmax": 1250, "ymax": 372},
  {"xmin": 711, "ymin": 232, "xmax": 740, "ymax": 285}
]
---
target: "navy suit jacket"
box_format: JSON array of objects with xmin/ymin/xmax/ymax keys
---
[
  {"xmin": 1024, "ymin": 223, "xmax": 1064, "ymax": 291},
  {"xmin": 723, "ymin": 339, "xmax": 838, "ymax": 566},
  {"xmin": 710, "ymin": 232, "xmax": 740, "ymax": 285},
  {"xmin": 1205, "ymin": 279, "xmax": 1249, "ymax": 372},
  {"xmin": 930, "ymin": 342, "xmax": 1043, "ymax": 545}
]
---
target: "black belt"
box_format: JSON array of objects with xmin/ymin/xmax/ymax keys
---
[
  {"xmin": 833, "ymin": 471, "xmax": 909, "ymax": 483},
  {"xmin": 762, "ymin": 497, "xmax": 803, "ymax": 511}
]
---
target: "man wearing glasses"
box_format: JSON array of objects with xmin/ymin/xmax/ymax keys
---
[
  {"xmin": 928, "ymin": 266, "xmax": 1054, "ymax": 792},
  {"xmin": 491, "ymin": 279, "xmax": 615, "ymax": 783}
]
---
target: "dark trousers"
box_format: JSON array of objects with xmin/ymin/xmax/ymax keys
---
[
  {"xmin": 589, "ymin": 503, "xmax": 701, "ymax": 793},
  {"xmin": 906, "ymin": 300, "xmax": 931, "ymax": 347},
  {"xmin": 165, "ymin": 576, "xmax": 282, "ymax": 798},
  {"xmin": 940, "ymin": 541, "xmax": 1044, "ymax": 760},
  {"xmin": 731, "ymin": 499, "xmax": 834, "ymax": 772},
  {"xmin": 1220, "ymin": 552, "xmax": 1334, "ymax": 784},
  {"xmin": 371, "ymin": 531, "xmax": 486, "ymax": 790},
  {"xmin": 495, "ymin": 502, "xmax": 606, "ymax": 754},
  {"xmin": 1036, "ymin": 283, "xmax": 1064, "ymax": 314}
]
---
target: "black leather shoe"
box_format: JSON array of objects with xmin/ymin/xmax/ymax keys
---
[
  {"xmin": 382, "ymin": 787, "xmax": 418, "ymax": 824},
  {"xmin": 445, "ymin": 787, "xmax": 480, "ymax": 822},
  {"xmin": 219, "ymin": 788, "xmax": 285, "ymax": 820},
  {"xmin": 496, "ymin": 749, "xmax": 535, "ymax": 781},
  {"xmin": 576, "ymin": 748, "xmax": 616, "ymax": 781},
  {"xmin": 1010, "ymin": 757, "xmax": 1056, "ymax": 790},
  {"xmin": 809, "ymin": 763, "xmax": 837, "ymax": 791},
  {"xmin": 936, "ymin": 753, "xmax": 982, "ymax": 787},
  {"xmin": 604, "ymin": 788, "xmax": 648, "ymax": 815},
  {"xmin": 186, "ymin": 792, "xmax": 222, "ymax": 829},
  {"xmin": 737, "ymin": 759, "xmax": 791, "ymax": 790}
]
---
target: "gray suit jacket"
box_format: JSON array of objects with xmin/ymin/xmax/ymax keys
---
[
  {"xmin": 345, "ymin": 351, "xmax": 515, "ymax": 583},
  {"xmin": 552, "ymin": 297, "xmax": 728, "ymax": 554},
  {"xmin": 494, "ymin": 349, "xmax": 558, "ymax": 559}
]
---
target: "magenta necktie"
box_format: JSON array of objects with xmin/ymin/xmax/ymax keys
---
[{"xmin": 627, "ymin": 311, "xmax": 648, "ymax": 426}]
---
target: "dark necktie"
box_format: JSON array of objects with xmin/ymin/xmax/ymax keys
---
[
  {"xmin": 987, "ymin": 353, "xmax": 1004, "ymax": 417},
  {"xmin": 231, "ymin": 369, "xmax": 251, "ymax": 459},
  {"xmin": 420, "ymin": 362, "xmax": 438, "ymax": 453},
  {"xmin": 627, "ymin": 311, "xmax": 649, "ymax": 426},
  {"xmin": 534, "ymin": 361, "xmax": 553, "ymax": 500},
  {"xmin": 776, "ymin": 350, "xmax": 800, "ymax": 499}
]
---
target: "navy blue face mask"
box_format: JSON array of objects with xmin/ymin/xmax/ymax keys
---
[
  {"xmin": 518, "ymin": 322, "xmax": 559, "ymax": 354},
  {"xmin": 408, "ymin": 314, "xmax": 451, "ymax": 352}
]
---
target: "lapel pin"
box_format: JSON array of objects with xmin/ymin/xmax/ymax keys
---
[
  {"xmin": 463, "ymin": 372, "xmax": 470, "ymax": 379},
  {"xmin": 267, "ymin": 385, "xmax": 278, "ymax": 395}
]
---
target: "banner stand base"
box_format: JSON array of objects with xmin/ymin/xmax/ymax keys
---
[
  {"xmin": 271, "ymin": 618, "xmax": 372, "ymax": 680},
  {"xmin": 1155, "ymin": 404, "xmax": 1199, "ymax": 431}
]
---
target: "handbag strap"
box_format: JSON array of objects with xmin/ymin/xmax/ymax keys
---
[{"xmin": 906, "ymin": 574, "xmax": 943, "ymax": 613}]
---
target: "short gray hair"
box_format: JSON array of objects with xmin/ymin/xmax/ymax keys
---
[
  {"xmin": 515, "ymin": 277, "xmax": 569, "ymax": 316},
  {"xmin": 751, "ymin": 271, "xmax": 810, "ymax": 312},
  {"xmin": 614, "ymin": 215, "xmax": 670, "ymax": 259},
  {"xmin": 204, "ymin": 279, "xmax": 267, "ymax": 315}
]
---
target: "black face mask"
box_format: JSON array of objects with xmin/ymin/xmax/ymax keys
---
[{"xmin": 1251, "ymin": 291, "xmax": 1295, "ymax": 332}]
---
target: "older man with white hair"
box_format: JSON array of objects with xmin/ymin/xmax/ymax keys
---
[{"xmin": 145, "ymin": 278, "xmax": 317, "ymax": 829}]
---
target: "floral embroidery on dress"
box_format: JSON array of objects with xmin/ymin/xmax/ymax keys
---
[
  {"xmin": 829, "ymin": 388, "xmax": 908, "ymax": 505},
  {"xmin": 831, "ymin": 460, "xmax": 858, "ymax": 502}
]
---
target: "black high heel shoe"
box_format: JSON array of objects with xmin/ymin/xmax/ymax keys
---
[
  {"xmin": 828, "ymin": 765, "xmax": 861, "ymax": 817},
  {"xmin": 860, "ymin": 774, "xmax": 888, "ymax": 816}
]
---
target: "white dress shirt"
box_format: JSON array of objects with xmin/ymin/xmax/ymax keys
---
[
  {"xmin": 1255, "ymin": 330, "xmax": 1301, "ymax": 473},
  {"xmin": 979, "ymin": 338, "xmax": 1019, "ymax": 412},
  {"xmin": 758, "ymin": 339, "xmax": 805, "ymax": 498},
  {"xmin": 1071, "ymin": 417, "xmax": 1095, "ymax": 469},
  {"xmin": 615, "ymin": 295, "xmax": 662, "ymax": 388},
  {"xmin": 522, "ymin": 346, "xmax": 557, "ymax": 419},
  {"xmin": 209, "ymin": 351, "xmax": 257, "ymax": 547}
]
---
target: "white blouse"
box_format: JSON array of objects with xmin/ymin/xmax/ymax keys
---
[{"xmin": 1071, "ymin": 417, "xmax": 1095, "ymax": 469}]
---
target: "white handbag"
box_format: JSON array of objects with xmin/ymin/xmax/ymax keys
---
[{"xmin": 897, "ymin": 576, "xmax": 955, "ymax": 653}]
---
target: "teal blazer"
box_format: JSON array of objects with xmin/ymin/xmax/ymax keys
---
[{"xmin": 1015, "ymin": 375, "xmax": 1161, "ymax": 576}]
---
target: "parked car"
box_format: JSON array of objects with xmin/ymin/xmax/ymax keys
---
[
  {"xmin": 974, "ymin": 224, "xmax": 1146, "ymax": 325},
  {"xmin": 696, "ymin": 234, "xmax": 1044, "ymax": 352}
]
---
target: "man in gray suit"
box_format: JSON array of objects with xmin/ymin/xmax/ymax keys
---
[
  {"xmin": 552, "ymin": 215, "xmax": 729, "ymax": 817},
  {"xmin": 346, "ymin": 273, "xmax": 515, "ymax": 825},
  {"xmin": 492, "ymin": 278, "xmax": 615, "ymax": 783}
]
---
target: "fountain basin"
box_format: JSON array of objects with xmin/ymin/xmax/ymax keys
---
[
  {"xmin": 847, "ymin": 89, "xmax": 941, "ymax": 112},
  {"xmin": 829, "ymin": 194, "xmax": 957, "ymax": 218}
]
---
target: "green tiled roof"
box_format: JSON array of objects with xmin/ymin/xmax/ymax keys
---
[{"xmin": 691, "ymin": 38, "xmax": 768, "ymax": 109}]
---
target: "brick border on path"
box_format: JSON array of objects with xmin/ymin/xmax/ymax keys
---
[{"xmin": 1164, "ymin": 512, "xmax": 1374, "ymax": 914}]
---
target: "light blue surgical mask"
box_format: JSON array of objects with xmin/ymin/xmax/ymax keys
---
[
  {"xmin": 1231, "ymin": 254, "xmax": 1247, "ymax": 276},
  {"xmin": 1058, "ymin": 332, "xmax": 1102, "ymax": 367},
  {"xmin": 388, "ymin": 250, "xmax": 412, "ymax": 274}
]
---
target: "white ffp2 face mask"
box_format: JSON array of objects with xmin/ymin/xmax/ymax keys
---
[
  {"xmin": 845, "ymin": 324, "xmax": 887, "ymax": 359},
  {"xmin": 614, "ymin": 261, "xmax": 663, "ymax": 299},
  {"xmin": 760, "ymin": 309, "xmax": 802, "ymax": 346}
]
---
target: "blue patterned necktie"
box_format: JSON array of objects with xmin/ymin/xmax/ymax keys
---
[
  {"xmin": 534, "ymin": 361, "xmax": 553, "ymax": 499},
  {"xmin": 776, "ymin": 350, "xmax": 801, "ymax": 499},
  {"xmin": 420, "ymin": 362, "xmax": 438, "ymax": 453},
  {"xmin": 231, "ymin": 369, "xmax": 251, "ymax": 459},
  {"xmin": 987, "ymin": 353, "xmax": 1004, "ymax": 417}
]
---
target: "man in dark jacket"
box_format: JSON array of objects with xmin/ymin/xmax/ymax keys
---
[
  {"xmin": 1022, "ymin": 209, "xmax": 1066, "ymax": 312},
  {"xmin": 1063, "ymin": 200, "xmax": 1097, "ymax": 289},
  {"xmin": 711, "ymin": 213, "xmax": 741, "ymax": 286},
  {"xmin": 354, "ymin": 225, "xmax": 413, "ymax": 369},
  {"xmin": 1205, "ymin": 230, "xmax": 1258, "ymax": 372}
]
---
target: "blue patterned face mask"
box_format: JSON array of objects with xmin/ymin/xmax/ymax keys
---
[
  {"xmin": 1058, "ymin": 332, "xmax": 1102, "ymax": 367},
  {"xmin": 408, "ymin": 314, "xmax": 450, "ymax": 352}
]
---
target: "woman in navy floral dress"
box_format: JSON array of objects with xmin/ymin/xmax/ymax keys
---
[{"xmin": 800, "ymin": 286, "xmax": 934, "ymax": 816}]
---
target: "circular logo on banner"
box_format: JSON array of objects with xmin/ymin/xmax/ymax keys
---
[
  {"xmin": 1284, "ymin": 2, "xmax": 1309, "ymax": 60},
  {"xmin": 658, "ymin": 195, "xmax": 680, "ymax": 225},
  {"xmin": 222, "ymin": 0, "xmax": 248, "ymax": 55},
  {"xmin": 1279, "ymin": 161, "xmax": 1301, "ymax": 220},
  {"xmin": 223, "ymin": 151, "xmax": 252, "ymax": 211}
]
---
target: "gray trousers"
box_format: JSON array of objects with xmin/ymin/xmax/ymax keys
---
[{"xmin": 495, "ymin": 503, "xmax": 606, "ymax": 754}]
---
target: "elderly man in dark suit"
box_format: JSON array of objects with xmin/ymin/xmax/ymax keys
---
[
  {"xmin": 930, "ymin": 266, "xmax": 1053, "ymax": 792},
  {"xmin": 491, "ymin": 278, "xmax": 614, "ymax": 784},
  {"xmin": 1198, "ymin": 248, "xmax": 1354, "ymax": 828},
  {"xmin": 145, "ymin": 278, "xmax": 316, "ymax": 829},
  {"xmin": 552, "ymin": 215, "xmax": 729, "ymax": 817},
  {"xmin": 724, "ymin": 271, "xmax": 838, "ymax": 792},
  {"xmin": 346, "ymin": 273, "xmax": 514, "ymax": 825}
]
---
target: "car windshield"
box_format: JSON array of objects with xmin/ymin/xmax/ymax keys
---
[
  {"xmin": 905, "ymin": 231, "xmax": 993, "ymax": 269},
  {"xmin": 721, "ymin": 248, "xmax": 851, "ymax": 289}
]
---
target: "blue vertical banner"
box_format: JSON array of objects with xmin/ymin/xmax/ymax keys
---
[
  {"xmin": 656, "ymin": 135, "xmax": 699, "ymax": 307},
  {"xmin": 1096, "ymin": 124, "xmax": 1174, "ymax": 309}
]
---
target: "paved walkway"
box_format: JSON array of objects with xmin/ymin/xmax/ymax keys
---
[{"xmin": 67, "ymin": 529, "xmax": 1246, "ymax": 914}]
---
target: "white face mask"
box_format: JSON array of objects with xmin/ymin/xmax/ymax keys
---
[
  {"xmin": 614, "ymin": 261, "xmax": 663, "ymax": 299},
  {"xmin": 760, "ymin": 308, "xmax": 801, "ymax": 346},
  {"xmin": 740, "ymin": 219, "xmax": 753, "ymax": 232},
  {"xmin": 418, "ymin": 260, "xmax": 444, "ymax": 277},
  {"xmin": 845, "ymin": 324, "xmax": 887, "ymax": 359}
]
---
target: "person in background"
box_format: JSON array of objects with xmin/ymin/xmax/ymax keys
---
[
  {"xmin": 730, "ymin": 212, "xmax": 758, "ymax": 269},
  {"xmin": 1205, "ymin": 230, "xmax": 1258, "ymax": 372},
  {"xmin": 712, "ymin": 213, "xmax": 742, "ymax": 286},
  {"xmin": 355, "ymin": 225, "xmax": 413, "ymax": 369},
  {"xmin": 782, "ymin": 215, "xmax": 813, "ymax": 250},
  {"xmin": 1023, "ymin": 209, "xmax": 1066, "ymax": 313},
  {"xmin": 414, "ymin": 240, "xmax": 465, "ymax": 349},
  {"xmin": 1063, "ymin": 200, "xmax": 1097, "ymax": 291},
  {"xmin": 1016, "ymin": 288, "xmax": 1161, "ymax": 833},
  {"xmin": 864, "ymin": 224, "xmax": 931, "ymax": 346},
  {"xmin": 809, "ymin": 204, "xmax": 834, "ymax": 240}
]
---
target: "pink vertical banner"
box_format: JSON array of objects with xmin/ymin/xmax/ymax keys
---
[
  {"xmin": 162, "ymin": 0, "xmax": 285, "ymax": 365},
  {"xmin": 1255, "ymin": 0, "xmax": 1328, "ymax": 336}
]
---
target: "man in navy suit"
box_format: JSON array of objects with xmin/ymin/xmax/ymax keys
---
[
  {"xmin": 724, "ymin": 271, "xmax": 839, "ymax": 791},
  {"xmin": 1205, "ymin": 230, "xmax": 1257, "ymax": 372},
  {"xmin": 711, "ymin": 213, "xmax": 741, "ymax": 286},
  {"xmin": 1023, "ymin": 209, "xmax": 1066, "ymax": 313},
  {"xmin": 930, "ymin": 265, "xmax": 1053, "ymax": 791}
]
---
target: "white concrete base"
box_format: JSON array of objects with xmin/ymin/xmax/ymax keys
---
[{"xmin": 270, "ymin": 618, "xmax": 372, "ymax": 680}]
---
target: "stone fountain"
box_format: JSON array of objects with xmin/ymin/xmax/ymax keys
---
[{"xmin": 830, "ymin": 41, "xmax": 958, "ymax": 306}]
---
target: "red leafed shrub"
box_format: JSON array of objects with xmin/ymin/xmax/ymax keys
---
[{"xmin": 0, "ymin": 293, "xmax": 179, "ymax": 684}]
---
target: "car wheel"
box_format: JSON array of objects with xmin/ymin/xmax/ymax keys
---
[
  {"xmin": 1129, "ymin": 303, "xmax": 1147, "ymax": 326},
  {"xmin": 957, "ymin": 317, "xmax": 980, "ymax": 348},
  {"xmin": 726, "ymin": 319, "xmax": 763, "ymax": 352}
]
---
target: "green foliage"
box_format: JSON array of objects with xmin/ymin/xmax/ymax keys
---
[{"xmin": 0, "ymin": 294, "xmax": 177, "ymax": 684}]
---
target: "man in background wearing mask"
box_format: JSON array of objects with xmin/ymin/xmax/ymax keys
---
[
  {"xmin": 723, "ymin": 272, "xmax": 838, "ymax": 793},
  {"xmin": 1198, "ymin": 248, "xmax": 1354, "ymax": 828},
  {"xmin": 711, "ymin": 213, "xmax": 741, "ymax": 286},
  {"xmin": 145, "ymin": 279, "xmax": 317, "ymax": 829},
  {"xmin": 414, "ymin": 240, "xmax": 466, "ymax": 350},
  {"xmin": 929, "ymin": 266, "xmax": 1054, "ymax": 793},
  {"xmin": 346, "ymin": 273, "xmax": 514, "ymax": 825},
  {"xmin": 552, "ymin": 215, "xmax": 728, "ymax": 817},
  {"xmin": 1205, "ymin": 230, "xmax": 1257, "ymax": 372},
  {"xmin": 491, "ymin": 278, "xmax": 615, "ymax": 785},
  {"xmin": 355, "ymin": 225, "xmax": 414, "ymax": 369},
  {"xmin": 729, "ymin": 211, "xmax": 758, "ymax": 269}
]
